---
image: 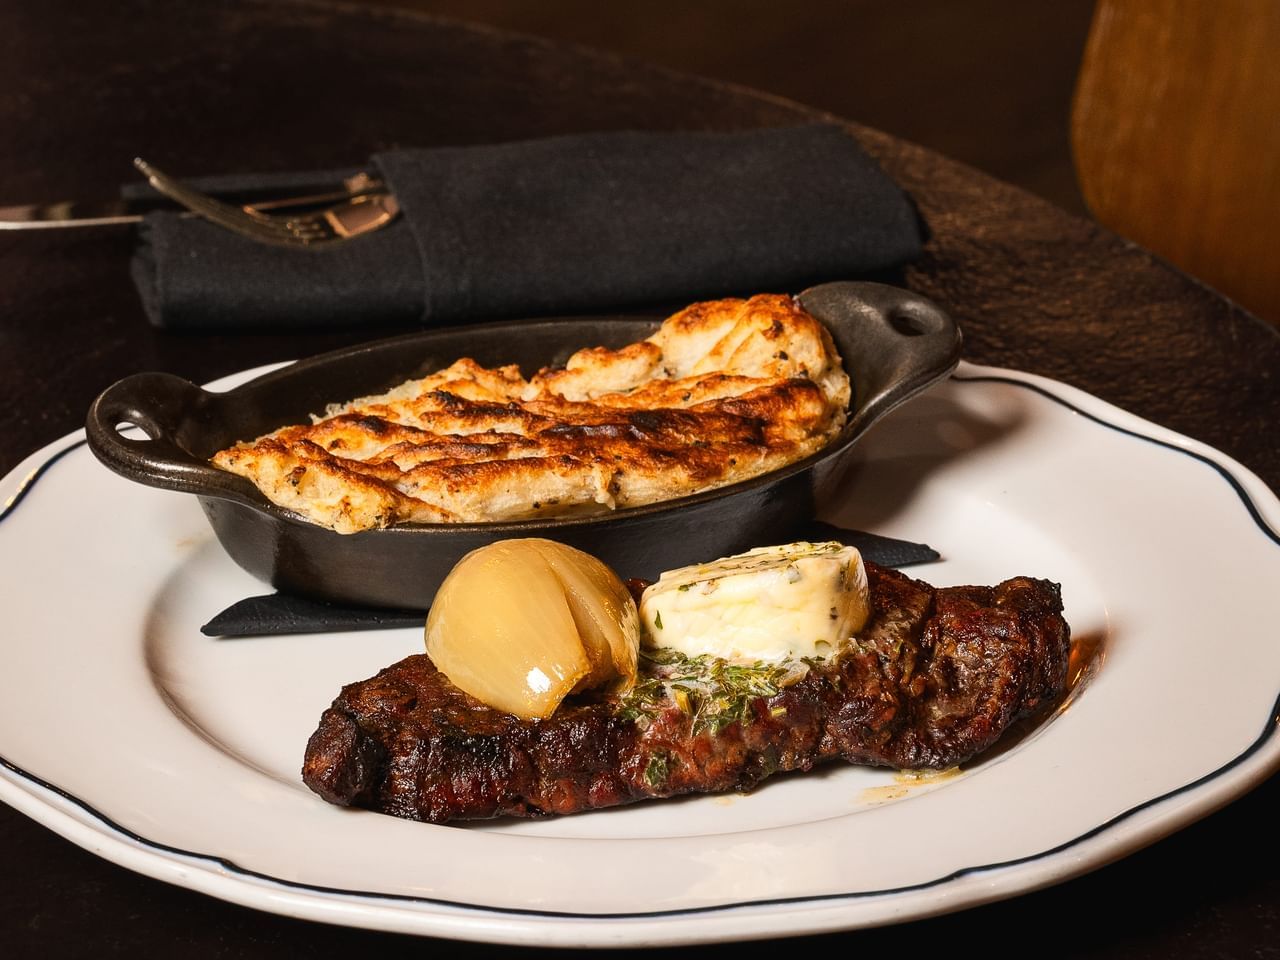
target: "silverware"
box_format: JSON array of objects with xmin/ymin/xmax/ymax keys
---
[
  {"xmin": 0, "ymin": 176, "xmax": 391, "ymax": 230},
  {"xmin": 133, "ymin": 158, "xmax": 400, "ymax": 247}
]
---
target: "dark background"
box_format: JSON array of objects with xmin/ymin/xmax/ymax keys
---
[
  {"xmin": 356, "ymin": 0, "xmax": 1098, "ymax": 215},
  {"xmin": 9, "ymin": 4, "xmax": 1280, "ymax": 959}
]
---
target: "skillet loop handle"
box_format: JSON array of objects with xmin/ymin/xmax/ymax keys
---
[
  {"xmin": 798, "ymin": 281, "xmax": 962, "ymax": 437},
  {"xmin": 85, "ymin": 371, "xmax": 242, "ymax": 496}
]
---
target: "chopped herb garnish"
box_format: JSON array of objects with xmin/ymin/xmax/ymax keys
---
[
  {"xmin": 653, "ymin": 610, "xmax": 663, "ymax": 630},
  {"xmin": 644, "ymin": 752, "xmax": 671, "ymax": 788},
  {"xmin": 617, "ymin": 647, "xmax": 809, "ymax": 735}
]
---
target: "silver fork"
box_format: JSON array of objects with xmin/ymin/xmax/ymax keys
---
[{"xmin": 132, "ymin": 158, "xmax": 401, "ymax": 248}]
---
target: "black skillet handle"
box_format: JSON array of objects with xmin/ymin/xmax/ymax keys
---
[
  {"xmin": 85, "ymin": 371, "xmax": 251, "ymax": 499},
  {"xmin": 798, "ymin": 281, "xmax": 962, "ymax": 437}
]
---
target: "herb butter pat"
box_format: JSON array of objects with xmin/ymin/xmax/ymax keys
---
[{"xmin": 638, "ymin": 542, "xmax": 871, "ymax": 663}]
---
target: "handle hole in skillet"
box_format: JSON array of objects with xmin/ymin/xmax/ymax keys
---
[
  {"xmin": 114, "ymin": 420, "xmax": 152, "ymax": 441},
  {"xmin": 887, "ymin": 309, "xmax": 931, "ymax": 337},
  {"xmin": 890, "ymin": 312, "xmax": 931, "ymax": 337}
]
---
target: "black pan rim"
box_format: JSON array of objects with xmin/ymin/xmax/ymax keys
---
[{"xmin": 91, "ymin": 283, "xmax": 962, "ymax": 536}]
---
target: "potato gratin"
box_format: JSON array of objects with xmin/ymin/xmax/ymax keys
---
[{"xmin": 212, "ymin": 294, "xmax": 851, "ymax": 533}]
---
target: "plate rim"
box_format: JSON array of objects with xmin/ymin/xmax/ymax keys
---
[{"xmin": 2, "ymin": 361, "xmax": 1279, "ymax": 946}]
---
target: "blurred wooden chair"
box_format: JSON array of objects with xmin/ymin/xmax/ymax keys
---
[{"xmin": 1071, "ymin": 0, "xmax": 1280, "ymax": 324}]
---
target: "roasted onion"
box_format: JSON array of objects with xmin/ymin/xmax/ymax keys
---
[{"xmin": 425, "ymin": 539, "xmax": 640, "ymax": 719}]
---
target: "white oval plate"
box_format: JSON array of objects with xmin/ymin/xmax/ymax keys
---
[{"xmin": 1, "ymin": 361, "xmax": 1278, "ymax": 948}]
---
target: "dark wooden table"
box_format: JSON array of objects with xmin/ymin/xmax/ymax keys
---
[{"xmin": 3, "ymin": 1, "xmax": 1279, "ymax": 956}]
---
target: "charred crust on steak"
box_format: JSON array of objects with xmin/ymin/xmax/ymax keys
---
[{"xmin": 301, "ymin": 563, "xmax": 1071, "ymax": 824}]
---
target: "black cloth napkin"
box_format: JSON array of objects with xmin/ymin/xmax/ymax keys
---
[
  {"xmin": 132, "ymin": 125, "xmax": 925, "ymax": 330},
  {"xmin": 202, "ymin": 525, "xmax": 940, "ymax": 638}
]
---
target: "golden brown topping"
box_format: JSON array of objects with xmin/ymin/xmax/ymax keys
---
[{"xmin": 212, "ymin": 294, "xmax": 850, "ymax": 533}]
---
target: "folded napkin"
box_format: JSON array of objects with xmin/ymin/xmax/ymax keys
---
[{"xmin": 131, "ymin": 125, "xmax": 925, "ymax": 330}]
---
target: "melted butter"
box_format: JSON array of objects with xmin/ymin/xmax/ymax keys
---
[
  {"xmin": 858, "ymin": 767, "xmax": 962, "ymax": 805},
  {"xmin": 859, "ymin": 783, "xmax": 912, "ymax": 804},
  {"xmin": 895, "ymin": 766, "xmax": 962, "ymax": 785}
]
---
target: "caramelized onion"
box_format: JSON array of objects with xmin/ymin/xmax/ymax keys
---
[{"xmin": 425, "ymin": 539, "xmax": 640, "ymax": 719}]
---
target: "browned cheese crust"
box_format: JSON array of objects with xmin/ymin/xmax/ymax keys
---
[
  {"xmin": 302, "ymin": 564, "xmax": 1071, "ymax": 824},
  {"xmin": 211, "ymin": 294, "xmax": 851, "ymax": 532}
]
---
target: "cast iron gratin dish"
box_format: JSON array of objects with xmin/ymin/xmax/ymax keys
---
[{"xmin": 85, "ymin": 281, "xmax": 960, "ymax": 609}]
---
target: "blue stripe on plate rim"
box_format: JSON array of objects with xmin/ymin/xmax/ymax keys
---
[{"xmin": 0, "ymin": 371, "xmax": 1277, "ymax": 922}]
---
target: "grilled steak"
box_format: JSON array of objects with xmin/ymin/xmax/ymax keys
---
[{"xmin": 302, "ymin": 564, "xmax": 1070, "ymax": 823}]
